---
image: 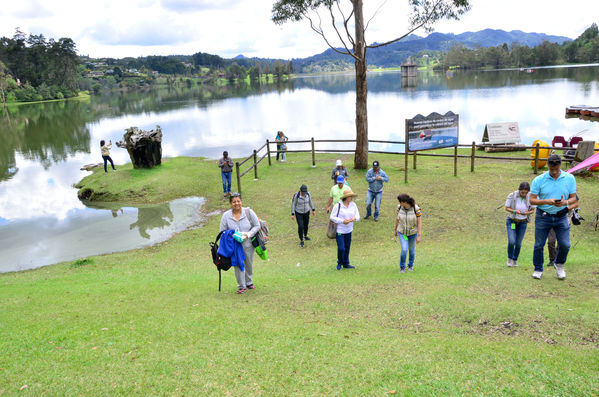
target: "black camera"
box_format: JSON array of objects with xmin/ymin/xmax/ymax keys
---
[{"xmin": 571, "ymin": 208, "xmax": 584, "ymax": 226}]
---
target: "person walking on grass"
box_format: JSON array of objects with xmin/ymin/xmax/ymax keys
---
[
  {"xmin": 100, "ymin": 139, "xmax": 116, "ymax": 173},
  {"xmin": 330, "ymin": 188, "xmax": 360, "ymax": 270},
  {"xmin": 529, "ymin": 154, "xmax": 577, "ymax": 280},
  {"xmin": 504, "ymin": 182, "xmax": 535, "ymax": 267},
  {"xmin": 331, "ymin": 159, "xmax": 349, "ymax": 184},
  {"xmin": 327, "ymin": 175, "xmax": 349, "ymax": 213},
  {"xmin": 394, "ymin": 194, "xmax": 422, "ymax": 273},
  {"xmin": 364, "ymin": 160, "xmax": 388, "ymax": 221},
  {"xmin": 275, "ymin": 131, "xmax": 288, "ymax": 162},
  {"xmin": 291, "ymin": 184, "xmax": 315, "ymax": 247},
  {"xmin": 218, "ymin": 150, "xmax": 234, "ymax": 198},
  {"xmin": 220, "ymin": 193, "xmax": 261, "ymax": 294}
]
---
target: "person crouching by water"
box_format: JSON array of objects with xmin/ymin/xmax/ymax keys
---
[
  {"xmin": 394, "ymin": 194, "xmax": 422, "ymax": 273},
  {"xmin": 100, "ymin": 140, "xmax": 116, "ymax": 173},
  {"xmin": 291, "ymin": 184, "xmax": 315, "ymax": 248},
  {"xmin": 330, "ymin": 188, "xmax": 360, "ymax": 270},
  {"xmin": 504, "ymin": 182, "xmax": 535, "ymax": 267},
  {"xmin": 220, "ymin": 193, "xmax": 261, "ymax": 294}
]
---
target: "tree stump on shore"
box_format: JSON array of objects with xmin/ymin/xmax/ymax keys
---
[{"xmin": 117, "ymin": 126, "xmax": 163, "ymax": 169}]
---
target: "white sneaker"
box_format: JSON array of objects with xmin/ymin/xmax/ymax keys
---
[
  {"xmin": 506, "ymin": 259, "xmax": 513, "ymax": 267},
  {"xmin": 512, "ymin": 260, "xmax": 518, "ymax": 267},
  {"xmin": 555, "ymin": 263, "xmax": 566, "ymax": 280},
  {"xmin": 532, "ymin": 271, "xmax": 543, "ymax": 279}
]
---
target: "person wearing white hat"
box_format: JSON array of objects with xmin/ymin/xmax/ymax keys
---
[
  {"xmin": 329, "ymin": 188, "xmax": 360, "ymax": 270},
  {"xmin": 331, "ymin": 159, "xmax": 349, "ymax": 184}
]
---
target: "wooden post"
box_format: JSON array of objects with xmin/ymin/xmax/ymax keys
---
[
  {"xmin": 311, "ymin": 137, "xmax": 316, "ymax": 167},
  {"xmin": 454, "ymin": 145, "xmax": 458, "ymax": 176},
  {"xmin": 266, "ymin": 139, "xmax": 271, "ymax": 166},
  {"xmin": 413, "ymin": 151, "xmax": 417, "ymax": 170},
  {"xmin": 253, "ymin": 150, "xmax": 258, "ymax": 180},
  {"xmin": 534, "ymin": 142, "xmax": 540, "ymax": 174},
  {"xmin": 236, "ymin": 162, "xmax": 242, "ymax": 194},
  {"xmin": 404, "ymin": 121, "xmax": 409, "ymax": 184},
  {"xmin": 471, "ymin": 141, "xmax": 475, "ymax": 172}
]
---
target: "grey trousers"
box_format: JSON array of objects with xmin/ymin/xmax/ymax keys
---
[{"xmin": 235, "ymin": 242, "xmax": 255, "ymax": 289}]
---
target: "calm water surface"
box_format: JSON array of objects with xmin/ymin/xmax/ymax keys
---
[{"xmin": 1, "ymin": 66, "xmax": 598, "ymax": 271}]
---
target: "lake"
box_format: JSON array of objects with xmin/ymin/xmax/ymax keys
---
[{"xmin": 1, "ymin": 65, "xmax": 598, "ymax": 271}]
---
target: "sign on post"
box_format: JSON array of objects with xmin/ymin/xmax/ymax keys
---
[
  {"xmin": 406, "ymin": 111, "xmax": 459, "ymax": 152},
  {"xmin": 481, "ymin": 122, "xmax": 520, "ymax": 144},
  {"xmin": 404, "ymin": 111, "xmax": 459, "ymax": 183}
]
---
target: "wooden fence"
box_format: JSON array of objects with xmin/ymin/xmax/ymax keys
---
[{"xmin": 233, "ymin": 139, "xmax": 574, "ymax": 193}]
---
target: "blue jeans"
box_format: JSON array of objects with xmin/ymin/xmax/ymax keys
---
[
  {"xmin": 102, "ymin": 155, "xmax": 115, "ymax": 172},
  {"xmin": 335, "ymin": 232, "xmax": 352, "ymax": 267},
  {"xmin": 366, "ymin": 190, "xmax": 382, "ymax": 218},
  {"xmin": 506, "ymin": 218, "xmax": 528, "ymax": 261},
  {"xmin": 399, "ymin": 233, "xmax": 417, "ymax": 270},
  {"xmin": 221, "ymin": 171, "xmax": 232, "ymax": 194},
  {"xmin": 533, "ymin": 209, "xmax": 570, "ymax": 271}
]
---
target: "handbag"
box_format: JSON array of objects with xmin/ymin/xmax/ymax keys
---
[{"xmin": 327, "ymin": 203, "xmax": 341, "ymax": 239}]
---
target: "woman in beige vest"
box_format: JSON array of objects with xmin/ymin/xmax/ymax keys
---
[{"xmin": 394, "ymin": 194, "xmax": 422, "ymax": 273}]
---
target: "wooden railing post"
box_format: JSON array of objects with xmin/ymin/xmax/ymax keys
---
[
  {"xmin": 266, "ymin": 139, "xmax": 271, "ymax": 166},
  {"xmin": 404, "ymin": 150, "xmax": 409, "ymax": 184},
  {"xmin": 311, "ymin": 137, "xmax": 316, "ymax": 167},
  {"xmin": 471, "ymin": 141, "xmax": 475, "ymax": 172},
  {"xmin": 454, "ymin": 145, "xmax": 458, "ymax": 176},
  {"xmin": 534, "ymin": 143, "xmax": 540, "ymax": 175},
  {"xmin": 253, "ymin": 150, "xmax": 258, "ymax": 180},
  {"xmin": 236, "ymin": 162, "xmax": 242, "ymax": 194},
  {"xmin": 413, "ymin": 151, "xmax": 417, "ymax": 170}
]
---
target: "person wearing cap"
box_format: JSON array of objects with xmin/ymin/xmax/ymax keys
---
[
  {"xmin": 218, "ymin": 150, "xmax": 234, "ymax": 198},
  {"xmin": 329, "ymin": 188, "xmax": 360, "ymax": 270},
  {"xmin": 291, "ymin": 184, "xmax": 316, "ymax": 247},
  {"xmin": 331, "ymin": 159, "xmax": 349, "ymax": 183},
  {"xmin": 529, "ymin": 154, "xmax": 577, "ymax": 280},
  {"xmin": 327, "ymin": 175, "xmax": 350, "ymax": 213},
  {"xmin": 364, "ymin": 160, "xmax": 389, "ymax": 221}
]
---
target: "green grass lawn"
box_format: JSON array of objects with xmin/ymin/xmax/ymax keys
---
[{"xmin": 2, "ymin": 152, "xmax": 598, "ymax": 395}]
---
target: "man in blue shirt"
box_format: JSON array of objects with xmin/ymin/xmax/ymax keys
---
[
  {"xmin": 529, "ymin": 154, "xmax": 577, "ymax": 280},
  {"xmin": 364, "ymin": 160, "xmax": 389, "ymax": 221}
]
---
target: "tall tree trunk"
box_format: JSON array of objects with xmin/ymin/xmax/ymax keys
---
[{"xmin": 353, "ymin": 0, "xmax": 368, "ymax": 169}]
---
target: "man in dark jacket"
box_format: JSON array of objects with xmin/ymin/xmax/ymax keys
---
[{"xmin": 218, "ymin": 151, "xmax": 234, "ymax": 198}]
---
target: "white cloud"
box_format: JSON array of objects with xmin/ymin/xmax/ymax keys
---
[{"xmin": 0, "ymin": 0, "xmax": 596, "ymax": 59}]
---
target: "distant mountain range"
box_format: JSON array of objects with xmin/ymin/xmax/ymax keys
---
[{"xmin": 290, "ymin": 29, "xmax": 572, "ymax": 71}]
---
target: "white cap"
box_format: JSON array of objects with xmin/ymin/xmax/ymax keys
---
[{"xmin": 336, "ymin": 160, "xmax": 342, "ymax": 166}]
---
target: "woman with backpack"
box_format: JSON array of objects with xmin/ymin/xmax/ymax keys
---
[
  {"xmin": 291, "ymin": 184, "xmax": 315, "ymax": 247},
  {"xmin": 220, "ymin": 193, "xmax": 261, "ymax": 294},
  {"xmin": 504, "ymin": 181, "xmax": 535, "ymax": 267},
  {"xmin": 394, "ymin": 193, "xmax": 422, "ymax": 273}
]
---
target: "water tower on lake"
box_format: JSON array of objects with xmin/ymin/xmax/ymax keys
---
[{"xmin": 401, "ymin": 57, "xmax": 417, "ymax": 88}]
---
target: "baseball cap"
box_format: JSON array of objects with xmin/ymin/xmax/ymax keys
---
[
  {"xmin": 336, "ymin": 159, "xmax": 342, "ymax": 166},
  {"xmin": 372, "ymin": 161, "xmax": 380, "ymax": 168},
  {"xmin": 336, "ymin": 175, "xmax": 345, "ymax": 183},
  {"xmin": 300, "ymin": 184, "xmax": 308, "ymax": 193}
]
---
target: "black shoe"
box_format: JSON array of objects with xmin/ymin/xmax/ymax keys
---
[
  {"xmin": 364, "ymin": 215, "xmax": 370, "ymax": 220},
  {"xmin": 374, "ymin": 217, "xmax": 379, "ymax": 222},
  {"xmin": 342, "ymin": 264, "xmax": 355, "ymax": 269},
  {"xmin": 300, "ymin": 241, "xmax": 304, "ymax": 247},
  {"xmin": 304, "ymin": 236, "xmax": 311, "ymax": 241}
]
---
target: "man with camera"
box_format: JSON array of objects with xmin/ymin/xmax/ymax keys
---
[{"xmin": 529, "ymin": 154, "xmax": 577, "ymax": 280}]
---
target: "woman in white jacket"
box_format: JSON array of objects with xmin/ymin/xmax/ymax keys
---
[
  {"xmin": 504, "ymin": 182, "xmax": 535, "ymax": 267},
  {"xmin": 329, "ymin": 188, "xmax": 360, "ymax": 270}
]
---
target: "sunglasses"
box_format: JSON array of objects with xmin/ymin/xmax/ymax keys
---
[{"xmin": 230, "ymin": 193, "xmax": 241, "ymax": 198}]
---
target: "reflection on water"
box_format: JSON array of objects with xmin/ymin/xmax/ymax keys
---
[
  {"xmin": 0, "ymin": 197, "xmax": 205, "ymax": 273},
  {"xmin": 0, "ymin": 66, "xmax": 598, "ymax": 270}
]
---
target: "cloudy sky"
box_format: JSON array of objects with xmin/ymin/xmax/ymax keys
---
[{"xmin": 1, "ymin": 0, "xmax": 596, "ymax": 59}]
